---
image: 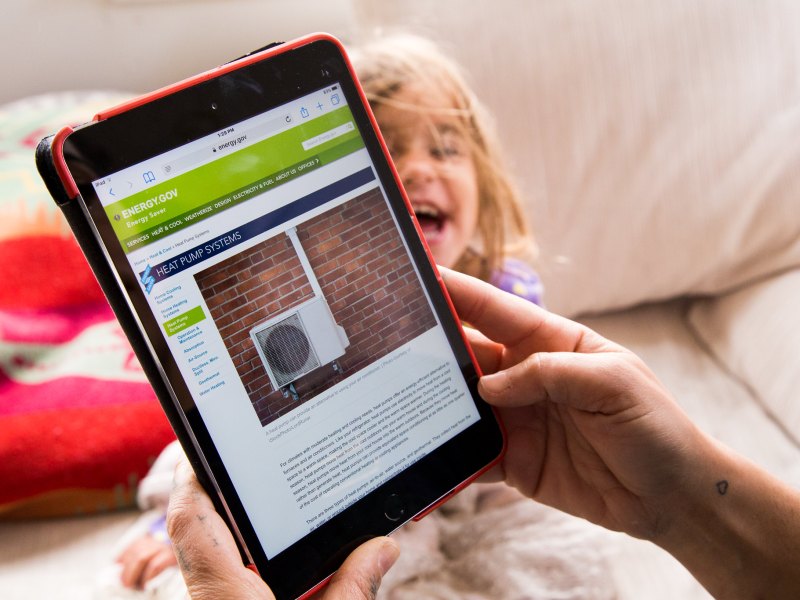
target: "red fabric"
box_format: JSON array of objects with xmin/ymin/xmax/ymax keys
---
[
  {"xmin": 0, "ymin": 234, "xmax": 175, "ymax": 516},
  {"xmin": 0, "ymin": 236, "xmax": 104, "ymax": 310},
  {"xmin": 0, "ymin": 394, "xmax": 173, "ymax": 504}
]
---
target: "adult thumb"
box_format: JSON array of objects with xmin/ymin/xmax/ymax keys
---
[{"xmin": 318, "ymin": 537, "xmax": 400, "ymax": 600}]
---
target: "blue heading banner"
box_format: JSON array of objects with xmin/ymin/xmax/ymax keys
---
[{"xmin": 139, "ymin": 167, "xmax": 376, "ymax": 288}]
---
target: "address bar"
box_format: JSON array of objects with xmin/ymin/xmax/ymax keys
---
[{"xmin": 161, "ymin": 113, "xmax": 293, "ymax": 177}]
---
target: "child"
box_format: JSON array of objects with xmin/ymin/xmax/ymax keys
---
[
  {"xmin": 110, "ymin": 35, "xmax": 613, "ymax": 599},
  {"xmin": 351, "ymin": 34, "xmax": 543, "ymax": 306}
]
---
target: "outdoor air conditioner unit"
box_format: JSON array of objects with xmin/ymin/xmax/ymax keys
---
[{"xmin": 250, "ymin": 296, "xmax": 349, "ymax": 394}]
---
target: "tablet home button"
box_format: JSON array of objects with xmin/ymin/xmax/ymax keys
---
[{"xmin": 383, "ymin": 493, "xmax": 406, "ymax": 522}]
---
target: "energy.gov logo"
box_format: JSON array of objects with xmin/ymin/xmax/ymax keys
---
[{"xmin": 140, "ymin": 265, "xmax": 155, "ymax": 294}]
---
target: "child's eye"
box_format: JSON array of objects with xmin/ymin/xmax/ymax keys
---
[
  {"xmin": 430, "ymin": 143, "xmax": 462, "ymax": 159},
  {"xmin": 430, "ymin": 129, "xmax": 466, "ymax": 160}
]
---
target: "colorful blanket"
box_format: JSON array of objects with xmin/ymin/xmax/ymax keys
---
[{"xmin": 0, "ymin": 93, "xmax": 175, "ymax": 517}]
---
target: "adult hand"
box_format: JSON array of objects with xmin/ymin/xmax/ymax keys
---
[
  {"xmin": 444, "ymin": 268, "xmax": 800, "ymax": 599},
  {"xmin": 166, "ymin": 459, "xmax": 399, "ymax": 600},
  {"xmin": 442, "ymin": 267, "xmax": 706, "ymax": 541}
]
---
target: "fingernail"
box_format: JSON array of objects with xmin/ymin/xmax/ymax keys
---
[
  {"xmin": 479, "ymin": 370, "xmax": 507, "ymax": 398},
  {"xmin": 378, "ymin": 539, "xmax": 400, "ymax": 574},
  {"xmin": 173, "ymin": 460, "xmax": 192, "ymax": 487}
]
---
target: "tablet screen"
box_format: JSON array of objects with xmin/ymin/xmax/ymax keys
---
[{"xmin": 87, "ymin": 82, "xmax": 481, "ymax": 558}]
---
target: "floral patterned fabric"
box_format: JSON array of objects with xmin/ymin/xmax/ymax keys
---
[{"xmin": 0, "ymin": 93, "xmax": 175, "ymax": 517}]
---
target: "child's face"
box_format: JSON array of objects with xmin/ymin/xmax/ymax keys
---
[{"xmin": 374, "ymin": 86, "xmax": 479, "ymax": 269}]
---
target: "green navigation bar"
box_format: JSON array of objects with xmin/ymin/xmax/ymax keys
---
[
  {"xmin": 163, "ymin": 306, "xmax": 206, "ymax": 336},
  {"xmin": 105, "ymin": 106, "xmax": 364, "ymax": 253}
]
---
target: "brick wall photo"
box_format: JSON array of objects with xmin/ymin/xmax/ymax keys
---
[{"xmin": 195, "ymin": 188, "xmax": 437, "ymax": 427}]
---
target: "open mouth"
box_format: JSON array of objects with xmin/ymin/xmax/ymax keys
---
[{"xmin": 414, "ymin": 205, "xmax": 445, "ymax": 238}]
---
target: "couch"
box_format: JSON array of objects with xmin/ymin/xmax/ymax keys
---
[{"xmin": 2, "ymin": 1, "xmax": 799, "ymax": 598}]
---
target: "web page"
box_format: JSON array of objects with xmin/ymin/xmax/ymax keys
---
[{"xmin": 94, "ymin": 86, "xmax": 480, "ymax": 557}]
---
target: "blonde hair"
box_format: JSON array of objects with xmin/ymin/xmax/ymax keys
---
[{"xmin": 349, "ymin": 34, "xmax": 536, "ymax": 282}]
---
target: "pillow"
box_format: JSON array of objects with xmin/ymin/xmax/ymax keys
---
[
  {"xmin": 686, "ymin": 269, "xmax": 800, "ymax": 445},
  {"xmin": 354, "ymin": 1, "xmax": 800, "ymax": 317},
  {"xmin": 0, "ymin": 92, "xmax": 175, "ymax": 517}
]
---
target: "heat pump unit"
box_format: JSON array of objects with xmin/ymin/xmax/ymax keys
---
[{"xmin": 250, "ymin": 296, "xmax": 349, "ymax": 392}]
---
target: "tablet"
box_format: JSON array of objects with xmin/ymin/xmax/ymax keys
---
[{"xmin": 36, "ymin": 34, "xmax": 504, "ymax": 599}]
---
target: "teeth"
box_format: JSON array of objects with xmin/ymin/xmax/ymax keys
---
[{"xmin": 414, "ymin": 205, "xmax": 440, "ymax": 218}]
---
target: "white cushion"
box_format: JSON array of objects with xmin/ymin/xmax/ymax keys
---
[
  {"xmin": 687, "ymin": 269, "xmax": 800, "ymax": 444},
  {"xmin": 353, "ymin": 1, "xmax": 800, "ymax": 317}
]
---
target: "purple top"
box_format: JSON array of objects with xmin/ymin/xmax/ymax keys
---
[
  {"xmin": 148, "ymin": 514, "xmax": 170, "ymax": 545},
  {"xmin": 490, "ymin": 258, "xmax": 544, "ymax": 307}
]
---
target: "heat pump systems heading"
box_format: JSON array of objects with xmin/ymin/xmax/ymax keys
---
[{"xmin": 249, "ymin": 227, "xmax": 349, "ymax": 401}]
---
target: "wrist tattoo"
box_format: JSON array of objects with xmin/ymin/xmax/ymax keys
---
[{"xmin": 716, "ymin": 480, "xmax": 729, "ymax": 495}]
